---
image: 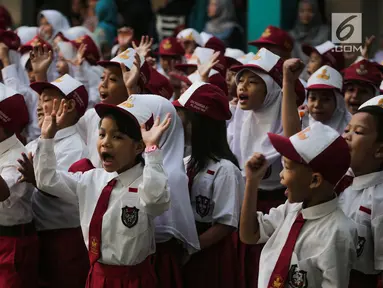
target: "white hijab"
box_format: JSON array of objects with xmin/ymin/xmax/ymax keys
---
[
  {"xmin": 302, "ymin": 90, "xmax": 352, "ymax": 134},
  {"xmin": 229, "ymin": 69, "xmax": 283, "ymax": 171},
  {"xmin": 16, "ymin": 26, "xmax": 39, "ymax": 45},
  {"xmin": 127, "ymin": 94, "xmax": 200, "ymax": 254},
  {"xmin": 61, "ymin": 26, "xmax": 93, "ymax": 41},
  {"xmin": 38, "ymin": 10, "xmax": 70, "ymax": 43}
]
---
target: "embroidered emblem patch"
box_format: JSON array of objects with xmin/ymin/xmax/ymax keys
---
[
  {"xmin": 196, "ymin": 195, "xmax": 211, "ymax": 218},
  {"xmin": 162, "ymin": 40, "xmax": 172, "ymax": 50},
  {"xmin": 356, "ymin": 236, "xmax": 366, "ymax": 257},
  {"xmin": 378, "ymin": 98, "xmax": 383, "ymax": 108},
  {"xmin": 356, "ymin": 64, "xmax": 368, "ymax": 76},
  {"xmin": 252, "ymin": 50, "xmax": 261, "ymax": 61},
  {"xmin": 316, "ymin": 68, "xmax": 330, "ymax": 80},
  {"xmin": 90, "ymin": 236, "xmax": 99, "ymax": 255},
  {"xmin": 121, "ymin": 206, "xmax": 139, "ymax": 228},
  {"xmin": 271, "ymin": 275, "xmax": 283, "ymax": 288},
  {"xmin": 262, "ymin": 28, "xmax": 271, "ymax": 38},
  {"xmin": 121, "ymin": 96, "xmax": 134, "ymax": 108},
  {"xmin": 288, "ymin": 264, "xmax": 308, "ymax": 288}
]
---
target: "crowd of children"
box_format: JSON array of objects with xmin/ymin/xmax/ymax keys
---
[{"xmin": 0, "ymin": 6, "xmax": 382, "ymax": 288}]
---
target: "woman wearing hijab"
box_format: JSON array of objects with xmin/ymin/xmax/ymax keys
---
[
  {"xmin": 290, "ymin": 0, "xmax": 329, "ymax": 66},
  {"xmin": 204, "ymin": 0, "xmax": 245, "ymax": 50},
  {"xmin": 94, "ymin": 0, "xmax": 118, "ymax": 60},
  {"xmin": 38, "ymin": 10, "xmax": 71, "ymax": 44}
]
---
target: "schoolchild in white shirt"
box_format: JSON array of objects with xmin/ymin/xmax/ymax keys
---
[
  {"xmin": 174, "ymin": 81, "xmax": 244, "ymax": 288},
  {"xmin": 17, "ymin": 72, "xmax": 90, "ymax": 288},
  {"xmin": 76, "ymin": 47, "xmax": 151, "ymax": 167},
  {"xmin": 0, "ymin": 83, "xmax": 38, "ymax": 287},
  {"xmin": 33, "ymin": 97, "xmax": 171, "ymax": 287},
  {"xmin": 338, "ymin": 95, "xmax": 383, "ymax": 287},
  {"xmin": 240, "ymin": 122, "xmax": 358, "ymax": 288}
]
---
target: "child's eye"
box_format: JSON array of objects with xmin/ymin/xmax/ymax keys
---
[
  {"xmin": 113, "ymin": 135, "xmax": 122, "ymax": 140},
  {"xmin": 99, "ymin": 133, "xmax": 105, "ymax": 138},
  {"xmin": 355, "ymin": 131, "xmax": 364, "ymax": 135}
]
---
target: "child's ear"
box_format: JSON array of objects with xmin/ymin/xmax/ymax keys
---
[
  {"xmin": 309, "ymin": 172, "xmax": 323, "ymax": 189},
  {"xmin": 66, "ymin": 99, "xmax": 77, "ymax": 113},
  {"xmin": 374, "ymin": 143, "xmax": 383, "ymax": 160}
]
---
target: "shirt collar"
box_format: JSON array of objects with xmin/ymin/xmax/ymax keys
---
[
  {"xmin": 55, "ymin": 125, "xmax": 77, "ymax": 141},
  {"xmin": 301, "ymin": 196, "xmax": 338, "ymax": 220},
  {"xmin": 117, "ymin": 163, "xmax": 144, "ymax": 188},
  {"xmin": 0, "ymin": 134, "xmax": 20, "ymax": 156},
  {"xmin": 352, "ymin": 171, "xmax": 383, "ymax": 190}
]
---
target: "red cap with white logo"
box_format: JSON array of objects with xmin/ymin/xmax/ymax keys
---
[{"xmin": 307, "ymin": 65, "xmax": 343, "ymax": 91}]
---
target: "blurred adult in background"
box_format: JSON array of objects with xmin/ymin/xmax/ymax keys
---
[
  {"xmin": 290, "ymin": 0, "xmax": 329, "ymax": 63},
  {"xmin": 0, "ymin": 6, "xmax": 13, "ymax": 30},
  {"xmin": 38, "ymin": 10, "xmax": 71, "ymax": 44},
  {"xmin": 83, "ymin": 0, "xmax": 98, "ymax": 32},
  {"xmin": 204, "ymin": 0, "xmax": 245, "ymax": 51},
  {"xmin": 93, "ymin": 0, "xmax": 118, "ymax": 60},
  {"xmin": 70, "ymin": 0, "xmax": 87, "ymax": 26}
]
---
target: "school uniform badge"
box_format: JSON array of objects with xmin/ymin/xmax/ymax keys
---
[
  {"xmin": 196, "ymin": 195, "xmax": 211, "ymax": 217},
  {"xmin": 288, "ymin": 265, "xmax": 308, "ymax": 288},
  {"xmin": 356, "ymin": 236, "xmax": 366, "ymax": 257},
  {"xmin": 121, "ymin": 206, "xmax": 139, "ymax": 228}
]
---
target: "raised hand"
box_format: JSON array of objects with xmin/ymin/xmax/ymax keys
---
[
  {"xmin": 361, "ymin": 35, "xmax": 375, "ymax": 59},
  {"xmin": 30, "ymin": 45, "xmax": 53, "ymax": 75},
  {"xmin": 120, "ymin": 52, "xmax": 141, "ymax": 92},
  {"xmin": 141, "ymin": 113, "xmax": 172, "ymax": 147},
  {"xmin": 198, "ymin": 51, "xmax": 220, "ymax": 82},
  {"xmin": 283, "ymin": 58, "xmax": 305, "ymax": 83},
  {"xmin": 132, "ymin": 35, "xmax": 153, "ymax": 58},
  {"xmin": 0, "ymin": 42, "xmax": 10, "ymax": 66},
  {"xmin": 74, "ymin": 43, "xmax": 87, "ymax": 66},
  {"xmin": 245, "ymin": 153, "xmax": 269, "ymax": 181},
  {"xmin": 17, "ymin": 152, "xmax": 36, "ymax": 187},
  {"xmin": 40, "ymin": 99, "xmax": 69, "ymax": 139}
]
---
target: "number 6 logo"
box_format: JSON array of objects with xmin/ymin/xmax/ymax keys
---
[
  {"xmin": 331, "ymin": 13, "xmax": 362, "ymax": 44},
  {"xmin": 336, "ymin": 15, "xmax": 357, "ymax": 42}
]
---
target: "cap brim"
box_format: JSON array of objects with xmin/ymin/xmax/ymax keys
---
[
  {"xmin": 230, "ymin": 64, "xmax": 268, "ymax": 74},
  {"xmin": 172, "ymin": 100, "xmax": 183, "ymax": 108},
  {"xmin": 154, "ymin": 51, "xmax": 183, "ymax": 56},
  {"xmin": 168, "ymin": 72, "xmax": 192, "ymax": 85},
  {"xmin": 248, "ymin": 39, "xmax": 278, "ymax": 48},
  {"xmin": 97, "ymin": 60, "xmax": 123, "ymax": 68},
  {"xmin": 95, "ymin": 103, "xmax": 140, "ymax": 128},
  {"xmin": 30, "ymin": 82, "xmax": 62, "ymax": 96},
  {"xmin": 225, "ymin": 56, "xmax": 242, "ymax": 68},
  {"xmin": 268, "ymin": 133, "xmax": 302, "ymax": 163},
  {"xmin": 175, "ymin": 63, "xmax": 197, "ymax": 72},
  {"xmin": 306, "ymin": 84, "xmax": 337, "ymax": 90}
]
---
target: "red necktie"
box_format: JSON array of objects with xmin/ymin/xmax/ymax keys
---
[
  {"xmin": 334, "ymin": 175, "xmax": 354, "ymax": 196},
  {"xmin": 88, "ymin": 178, "xmax": 117, "ymax": 265},
  {"xmin": 267, "ymin": 212, "xmax": 306, "ymax": 288}
]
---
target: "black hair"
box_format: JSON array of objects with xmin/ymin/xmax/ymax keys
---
[
  {"xmin": 356, "ymin": 106, "xmax": 383, "ymax": 142},
  {"xmin": 185, "ymin": 110, "xmax": 240, "ymax": 174},
  {"xmin": 98, "ymin": 110, "xmax": 144, "ymax": 165}
]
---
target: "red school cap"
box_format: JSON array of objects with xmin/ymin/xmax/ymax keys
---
[
  {"xmin": 342, "ymin": 59, "xmax": 382, "ymax": 89},
  {"xmin": 248, "ymin": 25, "xmax": 293, "ymax": 53},
  {"xmin": 145, "ymin": 67, "xmax": 174, "ymax": 100},
  {"xmin": 70, "ymin": 35, "xmax": 101, "ymax": 65},
  {"xmin": 0, "ymin": 29, "xmax": 21, "ymax": 50},
  {"xmin": 156, "ymin": 37, "xmax": 185, "ymax": 57}
]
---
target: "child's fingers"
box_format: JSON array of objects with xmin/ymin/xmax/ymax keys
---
[
  {"xmin": 120, "ymin": 62, "xmax": 127, "ymax": 74},
  {"xmin": 153, "ymin": 116, "xmax": 160, "ymax": 127}
]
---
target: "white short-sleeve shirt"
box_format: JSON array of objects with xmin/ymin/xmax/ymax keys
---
[
  {"xmin": 0, "ymin": 135, "xmax": 34, "ymax": 226},
  {"xmin": 26, "ymin": 126, "xmax": 89, "ymax": 231},
  {"xmin": 257, "ymin": 198, "xmax": 358, "ymax": 288},
  {"xmin": 185, "ymin": 156, "xmax": 244, "ymax": 228},
  {"xmin": 338, "ymin": 170, "xmax": 383, "ymax": 274}
]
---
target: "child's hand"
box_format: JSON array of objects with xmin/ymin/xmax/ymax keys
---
[
  {"xmin": 0, "ymin": 43, "xmax": 10, "ymax": 66},
  {"xmin": 361, "ymin": 35, "xmax": 375, "ymax": 59},
  {"xmin": 132, "ymin": 35, "xmax": 153, "ymax": 58},
  {"xmin": 198, "ymin": 51, "xmax": 220, "ymax": 82},
  {"xmin": 74, "ymin": 43, "xmax": 87, "ymax": 67},
  {"xmin": 41, "ymin": 99, "xmax": 69, "ymax": 139},
  {"xmin": 283, "ymin": 58, "xmax": 305, "ymax": 82},
  {"xmin": 30, "ymin": 45, "xmax": 53, "ymax": 75},
  {"xmin": 120, "ymin": 52, "xmax": 141, "ymax": 91},
  {"xmin": 17, "ymin": 152, "xmax": 36, "ymax": 187},
  {"xmin": 141, "ymin": 113, "xmax": 172, "ymax": 147},
  {"xmin": 245, "ymin": 153, "xmax": 269, "ymax": 181}
]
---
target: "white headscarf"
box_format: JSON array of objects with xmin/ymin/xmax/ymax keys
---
[
  {"xmin": 61, "ymin": 26, "xmax": 93, "ymax": 41},
  {"xmin": 127, "ymin": 94, "xmax": 200, "ymax": 254},
  {"xmin": 38, "ymin": 10, "xmax": 70, "ymax": 42},
  {"xmin": 229, "ymin": 69, "xmax": 283, "ymax": 171},
  {"xmin": 16, "ymin": 26, "xmax": 39, "ymax": 45},
  {"xmin": 302, "ymin": 90, "xmax": 352, "ymax": 134}
]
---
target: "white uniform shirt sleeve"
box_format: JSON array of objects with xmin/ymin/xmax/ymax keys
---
[
  {"xmin": 372, "ymin": 187, "xmax": 383, "ymax": 270},
  {"xmin": 139, "ymin": 150, "xmax": 170, "ymax": 216},
  {"xmin": 257, "ymin": 202, "xmax": 288, "ymax": 244},
  {"xmin": 34, "ymin": 138, "xmax": 81, "ymax": 202},
  {"xmin": 212, "ymin": 168, "xmax": 243, "ymax": 228},
  {"xmin": 317, "ymin": 234, "xmax": 356, "ymax": 288},
  {"xmin": 0, "ymin": 165, "xmax": 28, "ymax": 209}
]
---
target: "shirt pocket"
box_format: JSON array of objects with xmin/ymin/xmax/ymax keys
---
[
  {"xmin": 193, "ymin": 173, "xmax": 215, "ymax": 219},
  {"xmin": 116, "ymin": 196, "xmax": 150, "ymax": 238},
  {"xmin": 287, "ymin": 257, "xmax": 315, "ymax": 288}
]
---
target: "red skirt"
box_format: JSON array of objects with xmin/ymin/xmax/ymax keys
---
[
  {"xmin": 38, "ymin": 227, "xmax": 90, "ymax": 288},
  {"xmin": 86, "ymin": 256, "xmax": 157, "ymax": 288},
  {"xmin": 154, "ymin": 238, "xmax": 183, "ymax": 288},
  {"xmin": 0, "ymin": 234, "xmax": 39, "ymax": 288},
  {"xmin": 348, "ymin": 269, "xmax": 379, "ymax": 288},
  {"xmin": 183, "ymin": 231, "xmax": 239, "ymax": 288},
  {"xmin": 238, "ymin": 188, "xmax": 286, "ymax": 288}
]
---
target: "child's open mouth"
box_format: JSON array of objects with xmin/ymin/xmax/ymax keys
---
[
  {"xmin": 238, "ymin": 94, "xmax": 249, "ymax": 104},
  {"xmin": 100, "ymin": 92, "xmax": 109, "ymax": 101},
  {"xmin": 101, "ymin": 152, "xmax": 115, "ymax": 168}
]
